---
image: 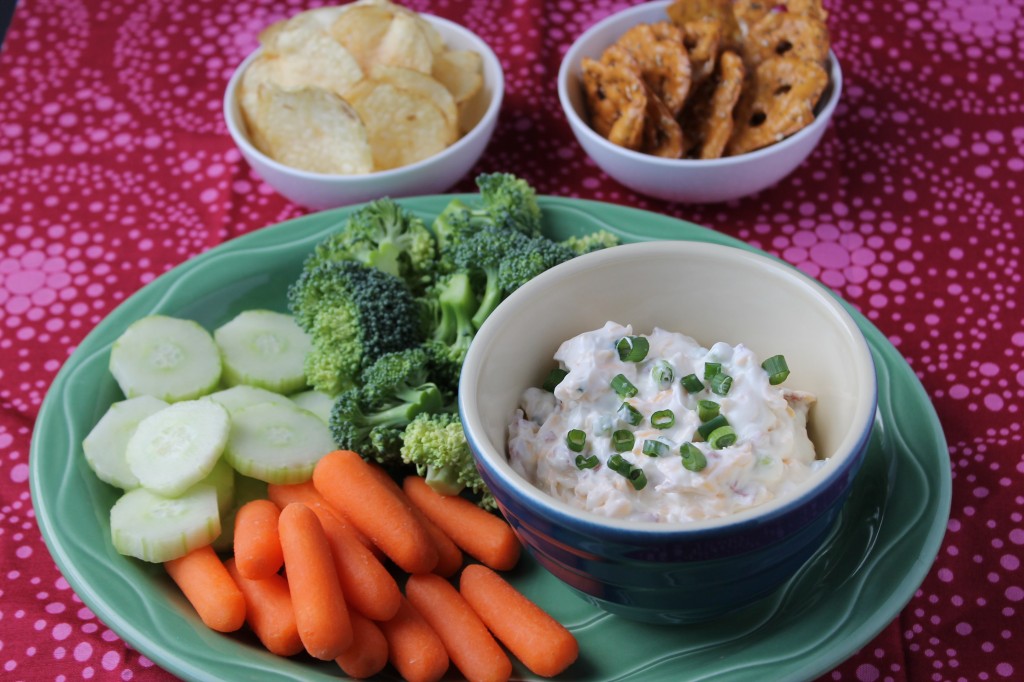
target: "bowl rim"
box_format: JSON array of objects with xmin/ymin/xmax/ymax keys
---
[
  {"xmin": 556, "ymin": 0, "xmax": 843, "ymax": 168},
  {"xmin": 460, "ymin": 240, "xmax": 877, "ymax": 537},
  {"xmin": 222, "ymin": 12, "xmax": 505, "ymax": 182}
]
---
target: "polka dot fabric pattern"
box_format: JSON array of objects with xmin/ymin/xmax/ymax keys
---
[{"xmin": 0, "ymin": 0, "xmax": 1021, "ymax": 681}]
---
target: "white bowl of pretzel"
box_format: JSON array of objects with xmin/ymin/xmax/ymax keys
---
[{"xmin": 557, "ymin": 0, "xmax": 842, "ymax": 204}]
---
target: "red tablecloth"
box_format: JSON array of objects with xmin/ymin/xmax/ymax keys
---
[{"xmin": 2, "ymin": 0, "xmax": 1022, "ymax": 680}]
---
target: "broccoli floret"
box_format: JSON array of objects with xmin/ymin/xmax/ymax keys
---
[
  {"xmin": 561, "ymin": 229, "xmax": 621, "ymax": 255},
  {"xmin": 432, "ymin": 173, "xmax": 543, "ymax": 250},
  {"xmin": 474, "ymin": 173, "xmax": 543, "ymax": 237},
  {"xmin": 400, "ymin": 412, "xmax": 496, "ymax": 510},
  {"xmin": 288, "ymin": 260, "xmax": 422, "ymax": 395},
  {"xmin": 497, "ymin": 235, "xmax": 575, "ymax": 295},
  {"xmin": 306, "ymin": 198, "xmax": 437, "ymax": 293},
  {"xmin": 329, "ymin": 348, "xmax": 445, "ymax": 465},
  {"xmin": 422, "ymin": 272, "xmax": 477, "ymax": 363}
]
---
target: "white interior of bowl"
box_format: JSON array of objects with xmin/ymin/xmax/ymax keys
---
[
  {"xmin": 461, "ymin": 241, "xmax": 876, "ymax": 532},
  {"xmin": 556, "ymin": 0, "xmax": 843, "ymax": 168},
  {"xmin": 222, "ymin": 13, "xmax": 504, "ymax": 182}
]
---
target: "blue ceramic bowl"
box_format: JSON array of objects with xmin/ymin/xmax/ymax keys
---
[{"xmin": 459, "ymin": 241, "xmax": 876, "ymax": 623}]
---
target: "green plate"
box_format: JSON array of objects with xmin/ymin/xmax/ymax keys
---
[{"xmin": 30, "ymin": 197, "xmax": 951, "ymax": 682}]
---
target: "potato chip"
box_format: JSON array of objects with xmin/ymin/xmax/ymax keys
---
[
  {"xmin": 371, "ymin": 64, "xmax": 458, "ymax": 134},
  {"xmin": 261, "ymin": 24, "xmax": 364, "ymax": 99},
  {"xmin": 345, "ymin": 79, "xmax": 453, "ymax": 170},
  {"xmin": 432, "ymin": 49, "xmax": 484, "ymax": 104},
  {"xmin": 329, "ymin": 5, "xmax": 394, "ymax": 72},
  {"xmin": 457, "ymin": 79, "xmax": 491, "ymax": 136},
  {"xmin": 376, "ymin": 13, "xmax": 434, "ymax": 74},
  {"xmin": 248, "ymin": 84, "xmax": 374, "ymax": 175}
]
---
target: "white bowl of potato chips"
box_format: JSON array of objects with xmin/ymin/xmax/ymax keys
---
[
  {"xmin": 557, "ymin": 0, "xmax": 842, "ymax": 204},
  {"xmin": 224, "ymin": 0, "xmax": 503, "ymax": 209}
]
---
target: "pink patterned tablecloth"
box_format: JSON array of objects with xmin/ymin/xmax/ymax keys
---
[{"xmin": 2, "ymin": 1, "xmax": 1022, "ymax": 680}]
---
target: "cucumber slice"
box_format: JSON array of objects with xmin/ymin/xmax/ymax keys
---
[
  {"xmin": 289, "ymin": 389, "xmax": 334, "ymax": 425},
  {"xmin": 109, "ymin": 315, "xmax": 222, "ymax": 402},
  {"xmin": 110, "ymin": 484, "xmax": 220, "ymax": 563},
  {"xmin": 82, "ymin": 395, "xmax": 169, "ymax": 489},
  {"xmin": 208, "ymin": 384, "xmax": 292, "ymax": 416},
  {"xmin": 224, "ymin": 401, "xmax": 334, "ymax": 484},
  {"xmin": 200, "ymin": 457, "xmax": 236, "ymax": 516},
  {"xmin": 126, "ymin": 399, "xmax": 230, "ymax": 497},
  {"xmin": 214, "ymin": 310, "xmax": 312, "ymax": 394}
]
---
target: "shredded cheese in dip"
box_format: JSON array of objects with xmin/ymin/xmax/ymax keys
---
[{"xmin": 507, "ymin": 322, "xmax": 820, "ymax": 523}]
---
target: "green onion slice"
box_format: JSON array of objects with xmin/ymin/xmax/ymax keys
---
[
  {"xmin": 565, "ymin": 429, "xmax": 586, "ymax": 453},
  {"xmin": 543, "ymin": 368, "xmax": 568, "ymax": 392},
  {"xmin": 703, "ymin": 362, "xmax": 722, "ymax": 381},
  {"xmin": 642, "ymin": 439, "xmax": 669, "ymax": 457},
  {"xmin": 651, "ymin": 409, "xmax": 675, "ymax": 429},
  {"xmin": 610, "ymin": 374, "xmax": 638, "ymax": 399},
  {"xmin": 652, "ymin": 360, "xmax": 674, "ymax": 386},
  {"xmin": 680, "ymin": 373, "xmax": 704, "ymax": 393},
  {"xmin": 608, "ymin": 455, "xmax": 647, "ymax": 490},
  {"xmin": 616, "ymin": 335, "xmax": 650, "ymax": 362},
  {"xmin": 680, "ymin": 442, "xmax": 708, "ymax": 472},
  {"xmin": 612, "ymin": 429, "xmax": 635, "ymax": 452},
  {"xmin": 697, "ymin": 400, "xmax": 720, "ymax": 422},
  {"xmin": 697, "ymin": 414, "xmax": 729, "ymax": 440},
  {"xmin": 575, "ymin": 454, "xmax": 599, "ymax": 470},
  {"xmin": 761, "ymin": 354, "xmax": 791, "ymax": 385},
  {"xmin": 607, "ymin": 453, "xmax": 631, "ymax": 475},
  {"xmin": 628, "ymin": 468, "xmax": 648, "ymax": 490},
  {"xmin": 710, "ymin": 372, "xmax": 733, "ymax": 396},
  {"xmin": 707, "ymin": 425, "xmax": 737, "ymax": 449},
  {"xmin": 617, "ymin": 402, "xmax": 643, "ymax": 426}
]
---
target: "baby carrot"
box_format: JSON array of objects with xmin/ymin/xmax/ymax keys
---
[
  {"xmin": 233, "ymin": 499, "xmax": 284, "ymax": 580},
  {"xmin": 316, "ymin": 503, "xmax": 402, "ymax": 622},
  {"xmin": 224, "ymin": 558, "xmax": 303, "ymax": 657},
  {"xmin": 377, "ymin": 596, "xmax": 450, "ymax": 682},
  {"xmin": 364, "ymin": 462, "xmax": 464, "ymax": 577},
  {"xmin": 402, "ymin": 476, "xmax": 521, "ymax": 571},
  {"xmin": 267, "ymin": 481, "xmax": 380, "ymax": 558},
  {"xmin": 335, "ymin": 611, "xmax": 389, "ymax": 679},
  {"xmin": 164, "ymin": 544, "xmax": 245, "ymax": 633},
  {"xmin": 406, "ymin": 573, "xmax": 512, "ymax": 682},
  {"xmin": 278, "ymin": 502, "xmax": 352, "ymax": 660},
  {"xmin": 313, "ymin": 450, "xmax": 438, "ymax": 575},
  {"xmin": 460, "ymin": 564, "xmax": 579, "ymax": 677}
]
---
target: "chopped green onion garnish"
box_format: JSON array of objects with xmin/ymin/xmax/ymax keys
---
[
  {"xmin": 697, "ymin": 400, "xmax": 720, "ymax": 422},
  {"xmin": 710, "ymin": 372, "xmax": 733, "ymax": 396},
  {"xmin": 616, "ymin": 335, "xmax": 650, "ymax": 362},
  {"xmin": 627, "ymin": 468, "xmax": 648, "ymax": 490},
  {"xmin": 607, "ymin": 453, "xmax": 631, "ymax": 475},
  {"xmin": 707, "ymin": 425, "xmax": 737, "ymax": 449},
  {"xmin": 651, "ymin": 409, "xmax": 675, "ymax": 429},
  {"xmin": 608, "ymin": 454, "xmax": 647, "ymax": 490},
  {"xmin": 680, "ymin": 373, "xmax": 704, "ymax": 393},
  {"xmin": 610, "ymin": 374, "xmax": 638, "ymax": 399},
  {"xmin": 697, "ymin": 414, "xmax": 729, "ymax": 440},
  {"xmin": 617, "ymin": 402, "xmax": 643, "ymax": 426},
  {"xmin": 642, "ymin": 439, "xmax": 669, "ymax": 457},
  {"xmin": 703, "ymin": 362, "xmax": 722, "ymax": 381},
  {"xmin": 612, "ymin": 429, "xmax": 635, "ymax": 452},
  {"xmin": 761, "ymin": 354, "xmax": 790, "ymax": 385},
  {"xmin": 543, "ymin": 368, "xmax": 568, "ymax": 392},
  {"xmin": 565, "ymin": 429, "xmax": 586, "ymax": 453},
  {"xmin": 680, "ymin": 442, "xmax": 707, "ymax": 472},
  {"xmin": 652, "ymin": 360, "xmax": 674, "ymax": 386},
  {"xmin": 575, "ymin": 454, "xmax": 599, "ymax": 470}
]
